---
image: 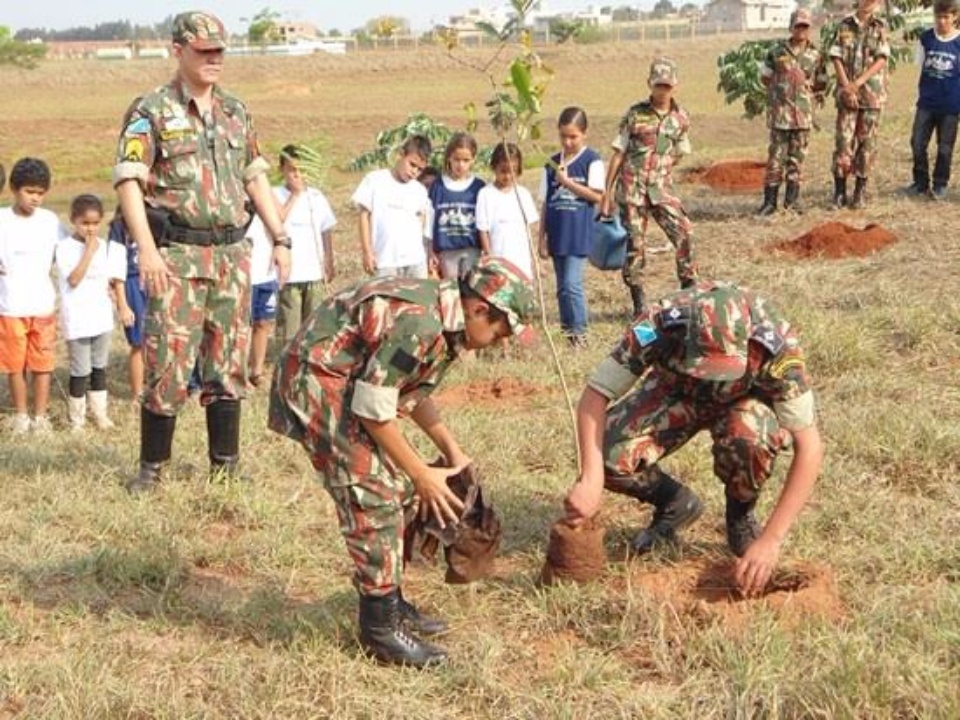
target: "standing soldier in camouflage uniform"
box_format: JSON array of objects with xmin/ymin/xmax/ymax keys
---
[
  {"xmin": 268, "ymin": 257, "xmax": 534, "ymax": 667},
  {"xmin": 829, "ymin": 0, "xmax": 890, "ymax": 209},
  {"xmin": 113, "ymin": 11, "xmax": 291, "ymax": 493},
  {"xmin": 563, "ymin": 281, "xmax": 824, "ymax": 597},
  {"xmin": 601, "ymin": 57, "xmax": 698, "ymax": 317},
  {"xmin": 757, "ymin": 9, "xmax": 826, "ymax": 216}
]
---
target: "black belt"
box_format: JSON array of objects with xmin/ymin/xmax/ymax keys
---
[{"xmin": 165, "ymin": 224, "xmax": 246, "ymax": 247}]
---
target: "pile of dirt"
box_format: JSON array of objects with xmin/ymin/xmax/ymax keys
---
[
  {"xmin": 773, "ymin": 222, "xmax": 897, "ymax": 259},
  {"xmin": 541, "ymin": 518, "xmax": 607, "ymax": 585},
  {"xmin": 435, "ymin": 378, "xmax": 548, "ymax": 409},
  {"xmin": 685, "ymin": 160, "xmax": 766, "ymax": 193},
  {"xmin": 631, "ymin": 558, "xmax": 844, "ymax": 628}
]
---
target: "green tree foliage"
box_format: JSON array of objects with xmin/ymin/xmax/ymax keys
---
[
  {"xmin": 365, "ymin": 16, "xmax": 409, "ymax": 39},
  {"xmin": 247, "ymin": 8, "xmax": 281, "ymax": 45},
  {"xmin": 348, "ymin": 114, "xmax": 459, "ymax": 171},
  {"xmin": 549, "ymin": 18, "xmax": 585, "ymax": 44},
  {"xmin": 0, "ymin": 26, "xmax": 46, "ymax": 69},
  {"xmin": 651, "ymin": 0, "xmax": 677, "ymax": 19},
  {"xmin": 610, "ymin": 6, "xmax": 640, "ymax": 22}
]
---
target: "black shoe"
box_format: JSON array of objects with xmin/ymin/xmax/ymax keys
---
[
  {"xmin": 756, "ymin": 184, "xmax": 779, "ymax": 216},
  {"xmin": 783, "ymin": 181, "xmax": 803, "ymax": 213},
  {"xmin": 206, "ymin": 400, "xmax": 250, "ymax": 482},
  {"xmin": 903, "ymin": 182, "xmax": 929, "ymax": 197},
  {"xmin": 850, "ymin": 177, "xmax": 868, "ymax": 209},
  {"xmin": 359, "ymin": 591, "xmax": 448, "ymax": 667},
  {"xmin": 832, "ymin": 176, "xmax": 848, "ymax": 209},
  {"xmin": 726, "ymin": 497, "xmax": 762, "ymax": 557},
  {"xmin": 126, "ymin": 408, "xmax": 176, "ymax": 494},
  {"xmin": 630, "ymin": 475, "xmax": 704, "ymax": 554},
  {"xmin": 931, "ymin": 186, "xmax": 948, "ymax": 201},
  {"xmin": 398, "ymin": 591, "xmax": 448, "ymax": 636}
]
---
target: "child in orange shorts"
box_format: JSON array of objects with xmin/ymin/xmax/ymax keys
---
[{"xmin": 0, "ymin": 158, "xmax": 63, "ymax": 434}]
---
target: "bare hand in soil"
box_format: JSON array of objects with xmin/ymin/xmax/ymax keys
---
[
  {"xmin": 563, "ymin": 478, "xmax": 603, "ymax": 527},
  {"xmin": 415, "ymin": 465, "xmax": 466, "ymax": 529},
  {"xmin": 734, "ymin": 536, "xmax": 782, "ymax": 598}
]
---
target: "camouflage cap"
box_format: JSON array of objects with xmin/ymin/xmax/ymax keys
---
[
  {"xmin": 790, "ymin": 8, "xmax": 813, "ymax": 27},
  {"xmin": 648, "ymin": 57, "xmax": 679, "ymax": 87},
  {"xmin": 654, "ymin": 281, "xmax": 756, "ymax": 381},
  {"xmin": 463, "ymin": 257, "xmax": 536, "ymax": 336},
  {"xmin": 172, "ymin": 11, "xmax": 228, "ymax": 50}
]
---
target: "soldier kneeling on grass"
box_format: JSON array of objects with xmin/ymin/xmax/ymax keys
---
[
  {"xmin": 563, "ymin": 281, "xmax": 824, "ymax": 597},
  {"xmin": 268, "ymin": 257, "xmax": 534, "ymax": 667}
]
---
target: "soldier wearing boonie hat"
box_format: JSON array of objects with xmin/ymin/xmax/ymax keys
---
[
  {"xmin": 563, "ymin": 280, "xmax": 824, "ymax": 599},
  {"xmin": 113, "ymin": 10, "xmax": 292, "ymax": 495},
  {"xmin": 268, "ymin": 257, "xmax": 533, "ymax": 668}
]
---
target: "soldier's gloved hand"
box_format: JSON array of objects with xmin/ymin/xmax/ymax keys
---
[{"xmin": 414, "ymin": 464, "xmax": 467, "ymax": 529}]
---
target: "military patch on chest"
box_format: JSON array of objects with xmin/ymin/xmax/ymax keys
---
[
  {"xmin": 390, "ymin": 348, "xmax": 419, "ymax": 374},
  {"xmin": 751, "ymin": 323, "xmax": 786, "ymax": 355},
  {"xmin": 160, "ymin": 129, "xmax": 196, "ymax": 142},
  {"xmin": 658, "ymin": 304, "xmax": 692, "ymax": 330}
]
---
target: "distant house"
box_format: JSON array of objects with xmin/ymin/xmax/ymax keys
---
[
  {"xmin": 274, "ymin": 21, "xmax": 320, "ymax": 43},
  {"xmin": 532, "ymin": 5, "xmax": 614, "ymax": 32},
  {"xmin": 700, "ymin": 0, "xmax": 798, "ymax": 32}
]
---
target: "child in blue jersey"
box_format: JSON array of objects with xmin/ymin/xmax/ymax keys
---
[
  {"xmin": 907, "ymin": 0, "xmax": 960, "ymax": 199},
  {"xmin": 538, "ymin": 107, "xmax": 605, "ymax": 348},
  {"xmin": 429, "ymin": 133, "xmax": 485, "ymax": 279}
]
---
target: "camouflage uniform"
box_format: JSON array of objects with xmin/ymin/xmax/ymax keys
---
[
  {"xmin": 586, "ymin": 281, "xmax": 816, "ymax": 506},
  {"xmin": 268, "ymin": 258, "xmax": 534, "ymax": 597},
  {"xmin": 830, "ymin": 12, "xmax": 890, "ymax": 179},
  {"xmin": 613, "ymin": 59, "xmax": 698, "ymax": 303},
  {"xmin": 761, "ymin": 36, "xmax": 824, "ymax": 186}
]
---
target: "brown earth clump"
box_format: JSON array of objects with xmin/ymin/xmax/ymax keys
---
[
  {"xmin": 435, "ymin": 377, "xmax": 548, "ymax": 409},
  {"xmin": 773, "ymin": 221, "xmax": 897, "ymax": 259},
  {"xmin": 685, "ymin": 160, "xmax": 766, "ymax": 193},
  {"xmin": 541, "ymin": 518, "xmax": 607, "ymax": 585}
]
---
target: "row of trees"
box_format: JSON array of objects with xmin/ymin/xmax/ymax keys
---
[{"xmin": 13, "ymin": 16, "xmax": 175, "ymax": 43}]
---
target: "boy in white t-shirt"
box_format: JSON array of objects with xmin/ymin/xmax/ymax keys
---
[
  {"xmin": 352, "ymin": 135, "xmax": 432, "ymax": 279},
  {"xmin": 275, "ymin": 144, "xmax": 337, "ymax": 345},
  {"xmin": 0, "ymin": 158, "xmax": 63, "ymax": 434},
  {"xmin": 55, "ymin": 194, "xmax": 128, "ymax": 430}
]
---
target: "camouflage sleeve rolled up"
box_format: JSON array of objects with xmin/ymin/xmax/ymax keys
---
[{"xmin": 113, "ymin": 109, "xmax": 157, "ymax": 189}]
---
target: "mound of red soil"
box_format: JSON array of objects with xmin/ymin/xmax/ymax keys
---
[
  {"xmin": 541, "ymin": 518, "xmax": 607, "ymax": 585},
  {"xmin": 774, "ymin": 221, "xmax": 896, "ymax": 259},
  {"xmin": 686, "ymin": 160, "xmax": 766, "ymax": 193},
  {"xmin": 435, "ymin": 378, "xmax": 548, "ymax": 408}
]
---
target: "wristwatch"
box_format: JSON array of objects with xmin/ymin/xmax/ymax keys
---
[{"xmin": 273, "ymin": 234, "xmax": 292, "ymax": 249}]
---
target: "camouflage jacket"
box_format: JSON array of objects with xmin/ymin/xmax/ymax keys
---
[
  {"xmin": 587, "ymin": 281, "xmax": 815, "ymax": 430},
  {"xmin": 612, "ymin": 98, "xmax": 691, "ymax": 206},
  {"xmin": 829, "ymin": 13, "xmax": 890, "ymax": 110},
  {"xmin": 268, "ymin": 277, "xmax": 467, "ymax": 446},
  {"xmin": 762, "ymin": 39, "xmax": 825, "ymax": 130},
  {"xmin": 112, "ymin": 77, "xmax": 269, "ymax": 229}
]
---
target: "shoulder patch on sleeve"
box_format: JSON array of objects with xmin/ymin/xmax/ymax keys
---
[
  {"xmin": 658, "ymin": 304, "xmax": 692, "ymax": 331},
  {"xmin": 124, "ymin": 117, "xmax": 151, "ymax": 136},
  {"xmin": 632, "ymin": 320, "xmax": 659, "ymax": 347},
  {"xmin": 751, "ymin": 323, "xmax": 786, "ymax": 355},
  {"xmin": 389, "ymin": 348, "xmax": 419, "ymax": 374}
]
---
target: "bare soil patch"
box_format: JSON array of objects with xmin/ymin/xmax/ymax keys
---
[
  {"xmin": 435, "ymin": 377, "xmax": 549, "ymax": 409},
  {"xmin": 685, "ymin": 159, "xmax": 766, "ymax": 193},
  {"xmin": 773, "ymin": 222, "xmax": 897, "ymax": 259}
]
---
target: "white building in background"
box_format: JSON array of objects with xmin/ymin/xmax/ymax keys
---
[
  {"xmin": 700, "ymin": 0, "xmax": 798, "ymax": 32},
  {"xmin": 532, "ymin": 5, "xmax": 614, "ymax": 32}
]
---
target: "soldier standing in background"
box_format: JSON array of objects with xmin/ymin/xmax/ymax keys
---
[
  {"xmin": 113, "ymin": 11, "xmax": 291, "ymax": 493},
  {"xmin": 757, "ymin": 9, "xmax": 826, "ymax": 216},
  {"xmin": 829, "ymin": 0, "xmax": 890, "ymax": 209}
]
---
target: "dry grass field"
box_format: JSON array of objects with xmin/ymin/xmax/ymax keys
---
[{"xmin": 0, "ymin": 35, "xmax": 958, "ymax": 718}]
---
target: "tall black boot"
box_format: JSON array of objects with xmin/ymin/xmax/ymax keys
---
[
  {"xmin": 607, "ymin": 468, "xmax": 704, "ymax": 554},
  {"xmin": 206, "ymin": 399, "xmax": 246, "ymax": 481},
  {"xmin": 359, "ymin": 590, "xmax": 448, "ymax": 667},
  {"xmin": 832, "ymin": 175, "xmax": 848, "ymax": 209},
  {"xmin": 850, "ymin": 177, "xmax": 868, "ymax": 209},
  {"xmin": 726, "ymin": 496, "xmax": 762, "ymax": 557},
  {"xmin": 126, "ymin": 408, "xmax": 176, "ymax": 494},
  {"xmin": 783, "ymin": 181, "xmax": 803, "ymax": 213},
  {"xmin": 756, "ymin": 184, "xmax": 779, "ymax": 216},
  {"xmin": 628, "ymin": 285, "xmax": 646, "ymax": 317},
  {"xmin": 398, "ymin": 589, "xmax": 448, "ymax": 636}
]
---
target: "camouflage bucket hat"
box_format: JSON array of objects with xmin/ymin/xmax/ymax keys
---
[
  {"xmin": 648, "ymin": 57, "xmax": 679, "ymax": 87},
  {"xmin": 656, "ymin": 282, "xmax": 754, "ymax": 381},
  {"xmin": 790, "ymin": 8, "xmax": 813, "ymax": 27},
  {"xmin": 464, "ymin": 257, "xmax": 536, "ymax": 336},
  {"xmin": 172, "ymin": 11, "xmax": 228, "ymax": 50}
]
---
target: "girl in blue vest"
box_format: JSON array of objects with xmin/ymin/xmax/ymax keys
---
[
  {"xmin": 538, "ymin": 107, "xmax": 605, "ymax": 348},
  {"xmin": 429, "ymin": 133, "xmax": 486, "ymax": 279}
]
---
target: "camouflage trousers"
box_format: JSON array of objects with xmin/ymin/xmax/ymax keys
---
[
  {"xmin": 267, "ymin": 367, "xmax": 414, "ymax": 597},
  {"xmin": 833, "ymin": 108, "xmax": 882, "ymax": 179},
  {"xmin": 143, "ymin": 241, "xmax": 251, "ymax": 415},
  {"xmin": 620, "ymin": 198, "xmax": 697, "ymax": 290},
  {"xmin": 603, "ymin": 371, "xmax": 790, "ymax": 502},
  {"xmin": 764, "ymin": 128, "xmax": 810, "ymax": 186}
]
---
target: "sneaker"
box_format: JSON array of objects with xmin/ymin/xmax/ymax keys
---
[
  {"xmin": 31, "ymin": 415, "xmax": 53, "ymax": 435},
  {"xmin": 9, "ymin": 413, "xmax": 31, "ymax": 435},
  {"xmin": 931, "ymin": 186, "xmax": 948, "ymax": 201}
]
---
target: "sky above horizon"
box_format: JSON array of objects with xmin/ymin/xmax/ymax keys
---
[{"xmin": 4, "ymin": 1, "xmax": 668, "ymax": 34}]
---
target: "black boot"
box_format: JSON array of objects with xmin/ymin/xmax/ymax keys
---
[
  {"xmin": 628, "ymin": 286, "xmax": 646, "ymax": 317},
  {"xmin": 832, "ymin": 175, "xmax": 848, "ymax": 209},
  {"xmin": 756, "ymin": 184, "xmax": 779, "ymax": 216},
  {"xmin": 850, "ymin": 177, "xmax": 868, "ymax": 209},
  {"xmin": 726, "ymin": 496, "xmax": 762, "ymax": 557},
  {"xmin": 398, "ymin": 589, "xmax": 448, "ymax": 636},
  {"xmin": 358, "ymin": 591, "xmax": 448, "ymax": 667},
  {"xmin": 206, "ymin": 399, "xmax": 248, "ymax": 481},
  {"xmin": 783, "ymin": 181, "xmax": 803, "ymax": 213},
  {"xmin": 126, "ymin": 408, "xmax": 176, "ymax": 494},
  {"xmin": 621, "ymin": 469, "xmax": 704, "ymax": 554}
]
